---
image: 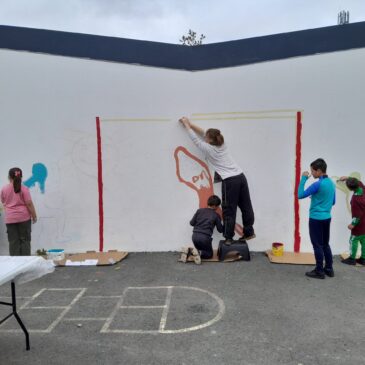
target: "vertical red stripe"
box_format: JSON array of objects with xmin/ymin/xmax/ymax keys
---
[
  {"xmin": 96, "ymin": 117, "xmax": 104, "ymax": 252},
  {"xmin": 294, "ymin": 111, "xmax": 302, "ymax": 252}
]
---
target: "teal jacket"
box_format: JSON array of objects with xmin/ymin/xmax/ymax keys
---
[{"xmin": 298, "ymin": 175, "xmax": 336, "ymax": 220}]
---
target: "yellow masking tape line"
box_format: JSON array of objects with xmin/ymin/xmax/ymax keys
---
[
  {"xmin": 191, "ymin": 116, "xmax": 295, "ymax": 121},
  {"xmin": 192, "ymin": 109, "xmax": 300, "ymax": 116},
  {"xmin": 101, "ymin": 118, "xmax": 171, "ymax": 122}
]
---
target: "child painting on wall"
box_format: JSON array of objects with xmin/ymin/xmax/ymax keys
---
[
  {"xmin": 339, "ymin": 176, "xmax": 365, "ymax": 265},
  {"xmin": 1, "ymin": 167, "xmax": 37, "ymax": 255},
  {"xmin": 180, "ymin": 195, "xmax": 223, "ymax": 264}
]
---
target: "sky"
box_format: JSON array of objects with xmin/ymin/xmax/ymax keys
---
[{"xmin": 0, "ymin": 0, "xmax": 364, "ymax": 44}]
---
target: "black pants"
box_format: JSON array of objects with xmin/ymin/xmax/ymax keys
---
[
  {"xmin": 6, "ymin": 220, "xmax": 32, "ymax": 256},
  {"xmin": 309, "ymin": 218, "xmax": 333, "ymax": 273},
  {"xmin": 192, "ymin": 232, "xmax": 213, "ymax": 259},
  {"xmin": 222, "ymin": 173, "xmax": 254, "ymax": 239}
]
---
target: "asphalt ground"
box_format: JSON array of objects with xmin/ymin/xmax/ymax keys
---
[{"xmin": 0, "ymin": 252, "xmax": 364, "ymax": 365}]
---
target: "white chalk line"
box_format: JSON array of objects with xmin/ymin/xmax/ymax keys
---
[
  {"xmin": 0, "ymin": 288, "xmax": 87, "ymax": 333},
  {"xmin": 160, "ymin": 286, "xmax": 225, "ymax": 334},
  {"xmin": 103, "ymin": 286, "xmax": 225, "ymax": 334},
  {"xmin": 120, "ymin": 305, "xmax": 166, "ymax": 309},
  {"xmin": 100, "ymin": 287, "xmax": 128, "ymax": 333},
  {"xmin": 0, "ymin": 286, "xmax": 225, "ymax": 334},
  {"xmin": 159, "ymin": 286, "xmax": 173, "ymax": 332},
  {"xmin": 64, "ymin": 318, "xmax": 108, "ymax": 321}
]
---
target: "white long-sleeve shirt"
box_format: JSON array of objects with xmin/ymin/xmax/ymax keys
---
[{"xmin": 187, "ymin": 129, "xmax": 243, "ymax": 180}]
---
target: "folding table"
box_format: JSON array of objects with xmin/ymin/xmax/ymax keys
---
[{"xmin": 0, "ymin": 256, "xmax": 54, "ymax": 350}]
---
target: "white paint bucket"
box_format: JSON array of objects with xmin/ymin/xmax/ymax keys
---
[{"xmin": 47, "ymin": 249, "xmax": 65, "ymax": 261}]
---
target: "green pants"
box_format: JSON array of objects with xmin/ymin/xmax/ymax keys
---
[
  {"xmin": 6, "ymin": 220, "xmax": 32, "ymax": 256},
  {"xmin": 349, "ymin": 234, "xmax": 365, "ymax": 259}
]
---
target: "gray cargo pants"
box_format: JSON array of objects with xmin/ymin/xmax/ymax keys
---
[{"xmin": 6, "ymin": 219, "xmax": 32, "ymax": 256}]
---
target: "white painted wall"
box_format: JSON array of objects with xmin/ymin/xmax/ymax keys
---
[{"xmin": 0, "ymin": 47, "xmax": 364, "ymax": 254}]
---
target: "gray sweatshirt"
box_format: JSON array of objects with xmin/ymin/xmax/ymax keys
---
[
  {"xmin": 190, "ymin": 208, "xmax": 223, "ymax": 236},
  {"xmin": 187, "ymin": 129, "xmax": 243, "ymax": 180}
]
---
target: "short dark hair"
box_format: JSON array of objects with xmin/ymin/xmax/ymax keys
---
[
  {"xmin": 207, "ymin": 195, "xmax": 221, "ymax": 207},
  {"xmin": 310, "ymin": 158, "xmax": 327, "ymax": 173},
  {"xmin": 346, "ymin": 177, "xmax": 359, "ymax": 191}
]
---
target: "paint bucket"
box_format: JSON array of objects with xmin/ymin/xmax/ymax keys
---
[
  {"xmin": 47, "ymin": 249, "xmax": 65, "ymax": 261},
  {"xmin": 272, "ymin": 243, "xmax": 284, "ymax": 257}
]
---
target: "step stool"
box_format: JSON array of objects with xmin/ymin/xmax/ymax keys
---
[{"xmin": 217, "ymin": 240, "xmax": 251, "ymax": 261}]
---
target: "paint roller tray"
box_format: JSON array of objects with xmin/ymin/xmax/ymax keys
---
[{"xmin": 55, "ymin": 250, "xmax": 128, "ymax": 266}]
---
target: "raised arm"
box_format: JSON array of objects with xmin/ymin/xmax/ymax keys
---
[
  {"xmin": 298, "ymin": 172, "xmax": 320, "ymax": 199},
  {"xmin": 179, "ymin": 117, "xmax": 212, "ymax": 155},
  {"xmin": 179, "ymin": 117, "xmax": 205, "ymax": 137},
  {"xmin": 190, "ymin": 122, "xmax": 205, "ymax": 137}
]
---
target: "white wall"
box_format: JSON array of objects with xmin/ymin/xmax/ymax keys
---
[{"xmin": 0, "ymin": 47, "xmax": 364, "ymax": 254}]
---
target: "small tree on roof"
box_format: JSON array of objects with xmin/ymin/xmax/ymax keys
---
[{"xmin": 180, "ymin": 29, "xmax": 206, "ymax": 46}]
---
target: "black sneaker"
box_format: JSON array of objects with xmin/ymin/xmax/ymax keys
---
[
  {"xmin": 305, "ymin": 269, "xmax": 325, "ymax": 279},
  {"xmin": 342, "ymin": 257, "xmax": 356, "ymax": 265},
  {"xmin": 356, "ymin": 258, "xmax": 365, "ymax": 265},
  {"xmin": 324, "ymin": 268, "xmax": 335, "ymax": 277},
  {"xmin": 224, "ymin": 239, "xmax": 234, "ymax": 245},
  {"xmin": 239, "ymin": 233, "xmax": 256, "ymax": 241}
]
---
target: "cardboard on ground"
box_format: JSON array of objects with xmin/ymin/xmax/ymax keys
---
[
  {"xmin": 266, "ymin": 250, "xmax": 315, "ymax": 265},
  {"xmin": 55, "ymin": 250, "xmax": 128, "ymax": 266}
]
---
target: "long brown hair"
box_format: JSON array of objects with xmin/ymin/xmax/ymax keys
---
[
  {"xmin": 8, "ymin": 167, "xmax": 23, "ymax": 193},
  {"xmin": 206, "ymin": 128, "xmax": 224, "ymax": 146}
]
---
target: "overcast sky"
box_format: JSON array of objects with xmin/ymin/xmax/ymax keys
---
[{"xmin": 0, "ymin": 0, "xmax": 364, "ymax": 44}]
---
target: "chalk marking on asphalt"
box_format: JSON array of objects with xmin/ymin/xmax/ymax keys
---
[
  {"xmin": 44, "ymin": 288, "xmax": 87, "ymax": 333},
  {"xmin": 100, "ymin": 287, "xmax": 128, "ymax": 333},
  {"xmin": 64, "ymin": 318, "xmax": 108, "ymax": 321},
  {"xmin": 103, "ymin": 286, "xmax": 225, "ymax": 334},
  {"xmin": 120, "ymin": 305, "xmax": 166, "ymax": 309},
  {"xmin": 83, "ymin": 295, "xmax": 121, "ymax": 298},
  {"xmin": 159, "ymin": 286, "xmax": 173, "ymax": 332},
  {"xmin": 0, "ymin": 286, "xmax": 225, "ymax": 334},
  {"xmin": 0, "ymin": 288, "xmax": 87, "ymax": 333},
  {"xmin": 161, "ymin": 286, "xmax": 225, "ymax": 334},
  {"xmin": 20, "ymin": 288, "xmax": 47, "ymax": 309}
]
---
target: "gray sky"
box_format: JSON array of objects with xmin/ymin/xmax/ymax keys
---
[{"xmin": 0, "ymin": 0, "xmax": 364, "ymax": 44}]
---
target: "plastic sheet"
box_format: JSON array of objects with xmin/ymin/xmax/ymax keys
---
[{"xmin": 0, "ymin": 256, "xmax": 55, "ymax": 286}]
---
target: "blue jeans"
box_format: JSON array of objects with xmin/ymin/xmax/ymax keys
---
[{"xmin": 309, "ymin": 218, "xmax": 333, "ymax": 273}]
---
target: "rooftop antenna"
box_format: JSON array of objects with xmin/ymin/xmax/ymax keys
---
[{"xmin": 338, "ymin": 10, "xmax": 350, "ymax": 25}]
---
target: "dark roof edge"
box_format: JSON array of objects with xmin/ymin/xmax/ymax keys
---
[{"xmin": 0, "ymin": 22, "xmax": 365, "ymax": 71}]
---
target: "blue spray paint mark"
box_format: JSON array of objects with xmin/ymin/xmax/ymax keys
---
[{"xmin": 24, "ymin": 163, "xmax": 48, "ymax": 193}]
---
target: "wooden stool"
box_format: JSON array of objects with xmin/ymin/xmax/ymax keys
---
[{"xmin": 217, "ymin": 240, "xmax": 250, "ymax": 261}]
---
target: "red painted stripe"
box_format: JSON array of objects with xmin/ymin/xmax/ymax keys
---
[
  {"xmin": 96, "ymin": 117, "xmax": 104, "ymax": 252},
  {"xmin": 294, "ymin": 111, "xmax": 302, "ymax": 252}
]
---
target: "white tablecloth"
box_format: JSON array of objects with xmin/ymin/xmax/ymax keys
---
[{"xmin": 0, "ymin": 256, "xmax": 55, "ymax": 286}]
